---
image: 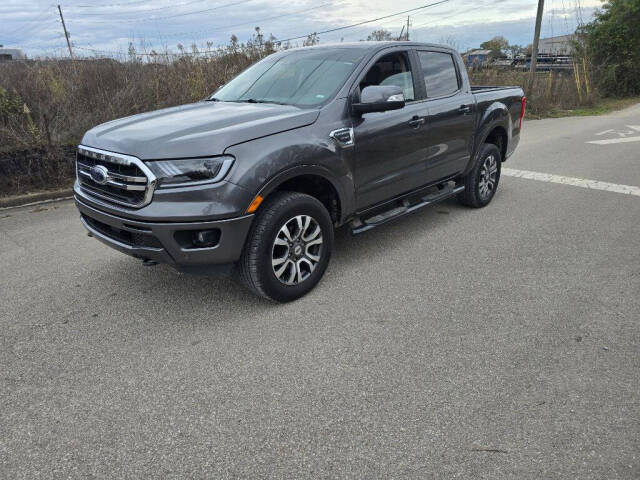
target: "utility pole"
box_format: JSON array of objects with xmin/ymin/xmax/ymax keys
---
[
  {"xmin": 529, "ymin": 0, "xmax": 544, "ymax": 86},
  {"xmin": 57, "ymin": 4, "xmax": 74, "ymax": 59},
  {"xmin": 406, "ymin": 16, "xmax": 411, "ymax": 41}
]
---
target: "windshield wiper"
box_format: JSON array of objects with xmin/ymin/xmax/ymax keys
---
[
  {"xmin": 240, "ymin": 98, "xmax": 286, "ymax": 105},
  {"xmin": 206, "ymin": 97, "xmax": 221, "ymax": 102}
]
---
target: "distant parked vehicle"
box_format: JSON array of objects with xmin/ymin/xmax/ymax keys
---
[
  {"xmin": 512, "ymin": 55, "xmax": 573, "ymax": 71},
  {"xmin": 74, "ymin": 42, "xmax": 525, "ymax": 301}
]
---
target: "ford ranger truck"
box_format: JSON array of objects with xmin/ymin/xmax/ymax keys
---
[{"xmin": 74, "ymin": 42, "xmax": 526, "ymax": 302}]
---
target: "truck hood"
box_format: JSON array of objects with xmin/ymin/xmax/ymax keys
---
[{"xmin": 80, "ymin": 101, "xmax": 320, "ymax": 159}]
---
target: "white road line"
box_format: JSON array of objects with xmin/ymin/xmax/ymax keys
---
[
  {"xmin": 587, "ymin": 136, "xmax": 640, "ymax": 145},
  {"xmin": 502, "ymin": 168, "xmax": 640, "ymax": 197}
]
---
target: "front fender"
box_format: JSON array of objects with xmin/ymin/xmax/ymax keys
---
[
  {"xmin": 256, "ymin": 164, "xmax": 350, "ymax": 213},
  {"xmin": 224, "ymin": 125, "xmax": 356, "ymax": 222}
]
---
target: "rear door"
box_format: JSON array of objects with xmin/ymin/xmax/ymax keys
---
[{"xmin": 416, "ymin": 50, "xmax": 476, "ymax": 182}]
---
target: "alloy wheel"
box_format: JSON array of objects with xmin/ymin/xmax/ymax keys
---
[
  {"xmin": 271, "ymin": 215, "xmax": 323, "ymax": 285},
  {"xmin": 478, "ymin": 154, "xmax": 498, "ymax": 200}
]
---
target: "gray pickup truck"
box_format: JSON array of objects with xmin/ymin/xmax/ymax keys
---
[{"xmin": 74, "ymin": 42, "xmax": 525, "ymax": 301}]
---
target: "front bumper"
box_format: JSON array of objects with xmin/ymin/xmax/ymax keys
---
[{"xmin": 76, "ymin": 196, "xmax": 254, "ymax": 273}]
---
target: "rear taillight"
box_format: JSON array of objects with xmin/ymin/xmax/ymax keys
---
[{"xmin": 519, "ymin": 97, "xmax": 527, "ymax": 129}]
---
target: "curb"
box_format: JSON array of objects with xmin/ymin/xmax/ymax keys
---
[{"xmin": 0, "ymin": 189, "xmax": 74, "ymax": 209}]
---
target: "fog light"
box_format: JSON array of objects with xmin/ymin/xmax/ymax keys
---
[{"xmin": 192, "ymin": 229, "xmax": 220, "ymax": 248}]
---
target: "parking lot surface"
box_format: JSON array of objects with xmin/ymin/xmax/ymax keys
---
[{"xmin": 1, "ymin": 105, "xmax": 639, "ymax": 479}]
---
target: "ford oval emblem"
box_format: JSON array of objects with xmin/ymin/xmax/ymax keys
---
[{"xmin": 90, "ymin": 165, "xmax": 109, "ymax": 185}]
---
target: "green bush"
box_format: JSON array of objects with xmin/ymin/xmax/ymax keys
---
[{"xmin": 579, "ymin": 0, "xmax": 640, "ymax": 96}]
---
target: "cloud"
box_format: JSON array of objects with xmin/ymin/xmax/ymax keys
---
[{"xmin": 1, "ymin": 0, "xmax": 601, "ymax": 57}]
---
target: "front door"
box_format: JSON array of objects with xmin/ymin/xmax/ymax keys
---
[{"xmin": 352, "ymin": 50, "xmax": 430, "ymax": 210}]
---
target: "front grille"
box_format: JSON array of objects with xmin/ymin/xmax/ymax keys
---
[
  {"xmin": 76, "ymin": 146, "xmax": 156, "ymax": 208},
  {"xmin": 82, "ymin": 215, "xmax": 163, "ymax": 249}
]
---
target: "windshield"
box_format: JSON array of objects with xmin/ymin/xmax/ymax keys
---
[{"xmin": 212, "ymin": 48, "xmax": 366, "ymax": 107}]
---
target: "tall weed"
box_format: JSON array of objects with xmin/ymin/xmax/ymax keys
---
[{"xmin": 0, "ymin": 41, "xmax": 606, "ymax": 194}]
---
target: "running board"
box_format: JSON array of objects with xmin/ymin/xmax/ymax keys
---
[{"xmin": 350, "ymin": 183, "xmax": 465, "ymax": 235}]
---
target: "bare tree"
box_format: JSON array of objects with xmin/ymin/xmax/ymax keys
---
[
  {"xmin": 439, "ymin": 35, "xmax": 460, "ymax": 52},
  {"xmin": 303, "ymin": 33, "xmax": 319, "ymax": 46},
  {"xmin": 367, "ymin": 29, "xmax": 393, "ymax": 41}
]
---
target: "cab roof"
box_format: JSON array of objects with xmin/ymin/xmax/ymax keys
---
[{"xmin": 282, "ymin": 41, "xmax": 457, "ymax": 54}]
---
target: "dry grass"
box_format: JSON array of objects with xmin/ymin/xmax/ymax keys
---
[
  {"xmin": 0, "ymin": 50, "xmax": 264, "ymax": 150},
  {"xmin": 0, "ymin": 46, "xmax": 619, "ymax": 196},
  {"xmin": 0, "ymin": 47, "xmax": 268, "ymax": 195},
  {"xmin": 468, "ymin": 67, "xmax": 598, "ymax": 118}
]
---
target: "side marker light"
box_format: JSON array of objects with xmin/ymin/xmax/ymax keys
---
[{"xmin": 247, "ymin": 195, "xmax": 264, "ymax": 213}]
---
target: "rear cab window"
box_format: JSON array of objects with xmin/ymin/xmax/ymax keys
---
[{"xmin": 417, "ymin": 51, "xmax": 460, "ymax": 98}]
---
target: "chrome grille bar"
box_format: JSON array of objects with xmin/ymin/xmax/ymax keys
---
[
  {"xmin": 76, "ymin": 145, "xmax": 157, "ymax": 208},
  {"xmin": 78, "ymin": 169, "xmax": 147, "ymax": 191},
  {"xmin": 77, "ymin": 161, "xmax": 147, "ymax": 183}
]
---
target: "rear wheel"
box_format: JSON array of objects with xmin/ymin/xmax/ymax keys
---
[
  {"xmin": 238, "ymin": 191, "xmax": 333, "ymax": 302},
  {"xmin": 457, "ymin": 143, "xmax": 502, "ymax": 208}
]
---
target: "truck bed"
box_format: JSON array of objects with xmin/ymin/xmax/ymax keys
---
[{"xmin": 471, "ymin": 85, "xmax": 524, "ymax": 120}]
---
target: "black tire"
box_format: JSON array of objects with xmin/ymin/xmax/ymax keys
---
[
  {"xmin": 457, "ymin": 143, "xmax": 502, "ymax": 208},
  {"xmin": 238, "ymin": 191, "xmax": 334, "ymax": 302}
]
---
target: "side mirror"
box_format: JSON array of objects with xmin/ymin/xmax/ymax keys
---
[{"xmin": 353, "ymin": 85, "xmax": 405, "ymax": 115}]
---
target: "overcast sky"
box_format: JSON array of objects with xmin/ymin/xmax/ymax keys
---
[{"xmin": 2, "ymin": 0, "xmax": 602, "ymax": 57}]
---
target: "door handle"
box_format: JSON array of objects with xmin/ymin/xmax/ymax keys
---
[
  {"xmin": 458, "ymin": 104, "xmax": 472, "ymax": 114},
  {"xmin": 408, "ymin": 116, "xmax": 425, "ymax": 129}
]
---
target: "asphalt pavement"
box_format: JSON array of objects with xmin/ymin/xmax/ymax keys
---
[{"xmin": 1, "ymin": 105, "xmax": 639, "ymax": 479}]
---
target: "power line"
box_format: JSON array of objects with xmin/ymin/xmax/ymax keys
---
[
  {"xmin": 70, "ymin": 0, "xmax": 152, "ymax": 7},
  {"xmin": 3, "ymin": 9, "xmax": 56, "ymax": 37},
  {"xmin": 76, "ymin": 0, "xmax": 450, "ymax": 56},
  {"xmin": 559, "ymin": 0, "xmax": 572, "ymax": 35},
  {"xmin": 574, "ymin": 0, "xmax": 584, "ymax": 27},
  {"xmin": 212, "ymin": 0, "xmax": 450, "ymax": 45},
  {"xmin": 410, "ymin": 3, "xmax": 488, "ymax": 28},
  {"xmin": 10, "ymin": 34, "xmax": 64, "ymax": 48},
  {"xmin": 316, "ymin": 2, "xmax": 456, "ymax": 42},
  {"xmin": 68, "ymin": 0, "xmax": 221, "ymax": 16},
  {"xmin": 277, "ymin": 0, "xmax": 450, "ymax": 44},
  {"xmin": 75, "ymin": 0, "xmax": 258, "ymax": 23},
  {"xmin": 314, "ymin": 0, "xmax": 514, "ymax": 45},
  {"xmin": 11, "ymin": 18, "xmax": 60, "ymax": 39},
  {"xmin": 139, "ymin": 2, "xmax": 338, "ymax": 40},
  {"xmin": 308, "ymin": 0, "xmax": 458, "ymax": 35},
  {"xmin": 409, "ymin": 0, "xmax": 508, "ymax": 29}
]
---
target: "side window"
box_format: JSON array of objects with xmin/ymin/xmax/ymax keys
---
[
  {"xmin": 418, "ymin": 51, "xmax": 459, "ymax": 98},
  {"xmin": 359, "ymin": 51, "xmax": 415, "ymax": 101}
]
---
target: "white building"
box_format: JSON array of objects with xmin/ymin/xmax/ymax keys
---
[
  {"xmin": 538, "ymin": 35, "xmax": 575, "ymax": 56},
  {"xmin": 0, "ymin": 48, "xmax": 26, "ymax": 61}
]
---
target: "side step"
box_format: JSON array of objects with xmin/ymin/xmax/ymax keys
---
[{"xmin": 350, "ymin": 182, "xmax": 465, "ymax": 235}]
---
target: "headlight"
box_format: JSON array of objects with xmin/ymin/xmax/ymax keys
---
[{"xmin": 145, "ymin": 155, "xmax": 234, "ymax": 188}]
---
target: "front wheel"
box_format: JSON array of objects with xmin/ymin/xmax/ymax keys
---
[
  {"xmin": 457, "ymin": 143, "xmax": 502, "ymax": 208},
  {"xmin": 238, "ymin": 191, "xmax": 334, "ymax": 302}
]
